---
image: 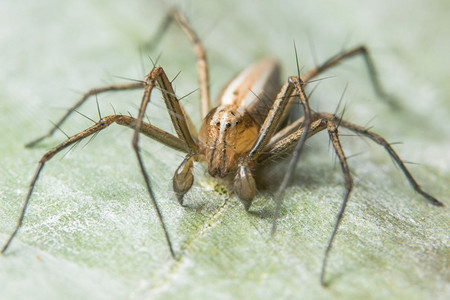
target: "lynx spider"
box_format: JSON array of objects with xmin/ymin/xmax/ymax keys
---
[{"xmin": 1, "ymin": 9, "xmax": 443, "ymax": 286}]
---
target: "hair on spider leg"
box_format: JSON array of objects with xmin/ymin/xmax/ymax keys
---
[
  {"xmin": 95, "ymin": 94, "xmax": 103, "ymax": 122},
  {"xmin": 335, "ymin": 106, "xmax": 347, "ymax": 130},
  {"xmin": 145, "ymin": 113, "xmax": 152, "ymax": 125},
  {"xmin": 304, "ymin": 75, "xmax": 338, "ymax": 85},
  {"xmin": 49, "ymin": 120, "xmax": 70, "ymax": 140},
  {"xmin": 148, "ymin": 52, "xmax": 163, "ymax": 69},
  {"xmin": 138, "ymin": 48, "xmax": 166, "ymax": 79},
  {"xmin": 73, "ymin": 109, "xmax": 97, "ymax": 124},
  {"xmin": 81, "ymin": 131, "xmax": 101, "ymax": 150},
  {"xmin": 71, "ymin": 100, "xmax": 106, "ymax": 151},
  {"xmin": 402, "ymin": 160, "xmax": 422, "ymax": 166},
  {"xmin": 362, "ymin": 115, "xmax": 378, "ymax": 131},
  {"xmin": 23, "ymin": 80, "xmax": 145, "ymax": 148},
  {"xmin": 136, "ymin": 93, "xmax": 196, "ymax": 133},
  {"xmin": 344, "ymin": 151, "xmax": 365, "ymax": 161},
  {"xmin": 294, "ymin": 41, "xmax": 302, "ymax": 78},
  {"xmin": 178, "ymin": 88, "xmax": 199, "ymax": 102},
  {"xmin": 110, "ymin": 103, "xmax": 117, "ymax": 115},
  {"xmin": 112, "ymin": 75, "xmax": 146, "ymax": 85},
  {"xmin": 388, "ymin": 141, "xmax": 403, "ymax": 146},
  {"xmin": 61, "ymin": 139, "xmax": 83, "ymax": 161},
  {"xmin": 170, "ymin": 70, "xmax": 182, "ymax": 84},
  {"xmin": 306, "ymin": 80, "xmax": 322, "ymax": 100},
  {"xmin": 333, "ymin": 83, "xmax": 349, "ymax": 117},
  {"xmin": 152, "ymin": 85, "xmax": 190, "ymax": 104}
]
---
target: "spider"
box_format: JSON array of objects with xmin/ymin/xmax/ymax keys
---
[{"xmin": 1, "ymin": 9, "xmax": 443, "ymax": 286}]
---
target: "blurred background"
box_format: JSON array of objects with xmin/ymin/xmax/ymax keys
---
[{"xmin": 1, "ymin": 0, "xmax": 449, "ymax": 299}]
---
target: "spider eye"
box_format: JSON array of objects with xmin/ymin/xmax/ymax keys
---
[
  {"xmin": 216, "ymin": 122, "xmax": 220, "ymax": 126},
  {"xmin": 226, "ymin": 123, "xmax": 231, "ymax": 128}
]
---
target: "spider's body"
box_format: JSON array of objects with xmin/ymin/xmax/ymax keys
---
[{"xmin": 198, "ymin": 59, "xmax": 279, "ymax": 179}]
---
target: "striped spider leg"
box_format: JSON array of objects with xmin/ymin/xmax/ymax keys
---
[
  {"xmin": 257, "ymin": 109, "xmax": 443, "ymax": 285},
  {"xmin": 4, "ymin": 9, "xmax": 210, "ymax": 257},
  {"xmin": 1, "ymin": 67, "xmax": 194, "ymax": 257},
  {"xmin": 25, "ymin": 9, "xmax": 211, "ymax": 149}
]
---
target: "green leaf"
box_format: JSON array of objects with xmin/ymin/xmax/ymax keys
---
[{"xmin": 1, "ymin": 0, "xmax": 449, "ymax": 299}]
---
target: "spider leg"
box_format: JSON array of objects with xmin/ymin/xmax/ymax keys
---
[
  {"xmin": 257, "ymin": 116, "xmax": 353, "ymax": 287},
  {"xmin": 26, "ymin": 82, "xmax": 144, "ymax": 147},
  {"xmin": 257, "ymin": 116, "xmax": 326, "ymax": 164},
  {"xmin": 172, "ymin": 10, "xmax": 211, "ymax": 118},
  {"xmin": 147, "ymin": 67, "xmax": 198, "ymax": 203},
  {"xmin": 320, "ymin": 118, "xmax": 353, "ymax": 287},
  {"xmin": 234, "ymin": 72, "xmax": 314, "ymax": 211},
  {"xmin": 268, "ymin": 116, "xmax": 305, "ymax": 146},
  {"xmin": 272, "ymin": 76, "xmax": 312, "ymax": 234},
  {"xmin": 302, "ymin": 46, "xmax": 397, "ymax": 108},
  {"xmin": 317, "ymin": 112, "xmax": 444, "ymax": 206},
  {"xmin": 28, "ymin": 8, "xmax": 210, "ymax": 148},
  {"xmin": 148, "ymin": 9, "xmax": 211, "ymax": 118},
  {"xmin": 248, "ymin": 79, "xmax": 298, "ymax": 158},
  {"xmin": 260, "ymin": 112, "xmax": 443, "ymax": 285},
  {"xmin": 1, "ymin": 114, "xmax": 187, "ymax": 254},
  {"xmin": 234, "ymin": 76, "xmax": 298, "ymax": 208},
  {"xmin": 132, "ymin": 66, "xmax": 199, "ymax": 259}
]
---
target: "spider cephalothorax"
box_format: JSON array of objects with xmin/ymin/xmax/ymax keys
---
[{"xmin": 198, "ymin": 104, "xmax": 259, "ymax": 178}]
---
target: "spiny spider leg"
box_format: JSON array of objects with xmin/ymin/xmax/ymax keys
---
[
  {"xmin": 27, "ymin": 8, "xmax": 212, "ymax": 148},
  {"xmin": 302, "ymin": 46, "xmax": 398, "ymax": 108},
  {"xmin": 17, "ymin": 8, "xmax": 208, "ymax": 258},
  {"xmin": 148, "ymin": 9, "xmax": 211, "ymax": 118},
  {"xmin": 257, "ymin": 112, "xmax": 443, "ymax": 285},
  {"xmin": 272, "ymin": 76, "xmax": 312, "ymax": 235},
  {"xmin": 317, "ymin": 112, "xmax": 443, "ymax": 206},
  {"xmin": 234, "ymin": 76, "xmax": 298, "ymax": 207},
  {"xmin": 26, "ymin": 82, "xmax": 144, "ymax": 147},
  {"xmin": 257, "ymin": 117, "xmax": 326, "ymax": 164},
  {"xmin": 151, "ymin": 67, "xmax": 198, "ymax": 151},
  {"xmin": 320, "ymin": 118, "xmax": 352, "ymax": 287},
  {"xmin": 1, "ymin": 114, "xmax": 187, "ymax": 254},
  {"xmin": 132, "ymin": 66, "xmax": 199, "ymax": 259}
]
